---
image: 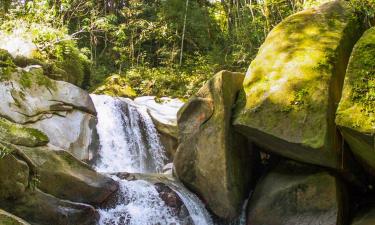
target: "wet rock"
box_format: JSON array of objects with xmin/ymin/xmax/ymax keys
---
[
  {"xmin": 174, "ymin": 70, "xmax": 253, "ymax": 219},
  {"xmin": 1, "ymin": 189, "xmax": 98, "ymax": 225},
  {"xmin": 18, "ymin": 145, "xmax": 118, "ymax": 206},
  {"xmin": 134, "ymin": 96, "xmax": 184, "ymax": 139}
]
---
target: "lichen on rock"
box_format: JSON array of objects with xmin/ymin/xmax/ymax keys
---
[
  {"xmin": 0, "ymin": 117, "xmax": 49, "ymax": 147},
  {"xmin": 233, "ymin": 0, "xmax": 363, "ymax": 169},
  {"xmin": 336, "ymin": 27, "xmax": 375, "ymax": 175}
]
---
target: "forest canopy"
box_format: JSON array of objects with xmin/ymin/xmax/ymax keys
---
[{"xmin": 0, "ymin": 0, "xmax": 374, "ymax": 98}]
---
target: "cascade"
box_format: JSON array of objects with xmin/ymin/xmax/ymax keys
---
[{"xmin": 91, "ymin": 94, "xmax": 215, "ymax": 225}]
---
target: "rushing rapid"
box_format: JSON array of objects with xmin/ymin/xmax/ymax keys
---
[{"xmin": 90, "ymin": 94, "xmax": 214, "ymax": 225}]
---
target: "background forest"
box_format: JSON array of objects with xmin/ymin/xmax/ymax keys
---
[{"xmin": 0, "ymin": 0, "xmax": 373, "ymax": 98}]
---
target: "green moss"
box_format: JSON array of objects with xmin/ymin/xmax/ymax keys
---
[
  {"xmin": 233, "ymin": 1, "xmax": 362, "ymax": 169},
  {"xmin": 93, "ymin": 74, "xmax": 137, "ymax": 98},
  {"xmin": 0, "ymin": 118, "xmax": 49, "ymax": 147},
  {"xmin": 0, "ymin": 49, "xmax": 16, "ymax": 81},
  {"xmin": 336, "ymin": 27, "xmax": 375, "ymax": 133},
  {"xmin": 19, "ymin": 68, "xmax": 56, "ymax": 90}
]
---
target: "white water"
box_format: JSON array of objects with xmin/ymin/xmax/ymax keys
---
[
  {"xmin": 91, "ymin": 94, "xmax": 214, "ymax": 225},
  {"xmin": 91, "ymin": 94, "xmax": 166, "ymax": 173}
]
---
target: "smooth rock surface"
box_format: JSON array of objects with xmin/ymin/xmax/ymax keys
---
[
  {"xmin": 19, "ymin": 145, "xmax": 118, "ymax": 205},
  {"xmin": 0, "ymin": 189, "xmax": 98, "ymax": 225},
  {"xmin": 336, "ymin": 27, "xmax": 375, "ymax": 175},
  {"xmin": 233, "ymin": 0, "xmax": 362, "ymax": 169},
  {"xmin": 0, "ymin": 67, "xmax": 98, "ymax": 161},
  {"xmin": 134, "ymin": 96, "xmax": 184, "ymax": 139},
  {"xmin": 174, "ymin": 70, "xmax": 252, "ymax": 219},
  {"xmin": 247, "ymin": 160, "xmax": 345, "ymax": 225}
]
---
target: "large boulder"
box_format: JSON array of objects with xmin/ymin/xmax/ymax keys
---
[
  {"xmin": 0, "ymin": 65, "xmax": 98, "ymax": 161},
  {"xmin": 0, "ymin": 209, "xmax": 31, "ymax": 225},
  {"xmin": 233, "ymin": 0, "xmax": 362, "ymax": 169},
  {"xmin": 14, "ymin": 144, "xmax": 118, "ymax": 206},
  {"xmin": 0, "ymin": 154, "xmax": 29, "ymax": 200},
  {"xmin": 174, "ymin": 70, "xmax": 252, "ymax": 219},
  {"xmin": 1, "ymin": 189, "xmax": 98, "ymax": 225},
  {"xmin": 247, "ymin": 160, "xmax": 345, "ymax": 225},
  {"xmin": 335, "ymin": 27, "xmax": 375, "ymax": 175}
]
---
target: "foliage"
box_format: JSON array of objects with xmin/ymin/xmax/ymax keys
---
[
  {"xmin": 0, "ymin": 0, "xmax": 373, "ymax": 98},
  {"xmin": 0, "ymin": 49, "xmax": 16, "ymax": 81}
]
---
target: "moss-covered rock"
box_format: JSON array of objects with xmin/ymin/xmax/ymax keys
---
[
  {"xmin": 0, "ymin": 67, "xmax": 98, "ymax": 161},
  {"xmin": 0, "ymin": 118, "xmax": 49, "ymax": 147},
  {"xmin": 233, "ymin": 0, "xmax": 363, "ymax": 169},
  {"xmin": 247, "ymin": 160, "xmax": 346, "ymax": 225},
  {"xmin": 0, "ymin": 189, "xmax": 98, "ymax": 225},
  {"xmin": 93, "ymin": 74, "xmax": 137, "ymax": 98},
  {"xmin": 0, "ymin": 209, "xmax": 30, "ymax": 225},
  {"xmin": 0, "ymin": 154, "xmax": 29, "ymax": 200},
  {"xmin": 335, "ymin": 27, "xmax": 375, "ymax": 175},
  {"xmin": 174, "ymin": 70, "xmax": 253, "ymax": 219},
  {"xmin": 18, "ymin": 145, "xmax": 118, "ymax": 205}
]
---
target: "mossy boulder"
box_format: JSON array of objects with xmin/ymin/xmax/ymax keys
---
[
  {"xmin": 247, "ymin": 160, "xmax": 346, "ymax": 225},
  {"xmin": 0, "ymin": 118, "xmax": 48, "ymax": 147},
  {"xmin": 233, "ymin": 0, "xmax": 362, "ymax": 169},
  {"xmin": 335, "ymin": 27, "xmax": 375, "ymax": 175},
  {"xmin": 174, "ymin": 70, "xmax": 253, "ymax": 219},
  {"xmin": 0, "ymin": 209, "xmax": 30, "ymax": 225},
  {"xmin": 93, "ymin": 74, "xmax": 137, "ymax": 98},
  {"xmin": 18, "ymin": 145, "xmax": 118, "ymax": 205},
  {"xmin": 0, "ymin": 154, "xmax": 29, "ymax": 200},
  {"xmin": 0, "ymin": 67, "xmax": 98, "ymax": 161},
  {"xmin": 0, "ymin": 189, "xmax": 98, "ymax": 225}
]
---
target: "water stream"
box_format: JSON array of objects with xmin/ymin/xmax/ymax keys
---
[{"xmin": 91, "ymin": 94, "xmax": 215, "ymax": 225}]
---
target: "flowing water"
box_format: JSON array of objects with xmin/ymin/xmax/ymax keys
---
[{"xmin": 90, "ymin": 94, "xmax": 215, "ymax": 225}]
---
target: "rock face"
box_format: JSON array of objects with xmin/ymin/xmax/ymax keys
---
[
  {"xmin": 0, "ymin": 209, "xmax": 31, "ymax": 225},
  {"xmin": 0, "ymin": 66, "xmax": 98, "ymax": 161},
  {"xmin": 351, "ymin": 206, "xmax": 375, "ymax": 225},
  {"xmin": 134, "ymin": 96, "xmax": 184, "ymax": 139},
  {"xmin": 134, "ymin": 96, "xmax": 184, "ymax": 160},
  {"xmin": 0, "ymin": 99, "xmax": 116, "ymax": 224},
  {"xmin": 1, "ymin": 190, "xmax": 98, "ymax": 225},
  {"xmin": 0, "ymin": 154, "xmax": 29, "ymax": 200},
  {"xmin": 336, "ymin": 27, "xmax": 375, "ymax": 175},
  {"xmin": 247, "ymin": 160, "xmax": 345, "ymax": 225},
  {"xmin": 233, "ymin": 1, "xmax": 362, "ymax": 169},
  {"xmin": 0, "ymin": 141, "xmax": 115, "ymax": 224},
  {"xmin": 174, "ymin": 70, "xmax": 252, "ymax": 219},
  {"xmin": 20, "ymin": 145, "xmax": 118, "ymax": 205}
]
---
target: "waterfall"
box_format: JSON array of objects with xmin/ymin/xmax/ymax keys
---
[
  {"xmin": 90, "ymin": 94, "xmax": 214, "ymax": 225},
  {"xmin": 91, "ymin": 94, "xmax": 166, "ymax": 173}
]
